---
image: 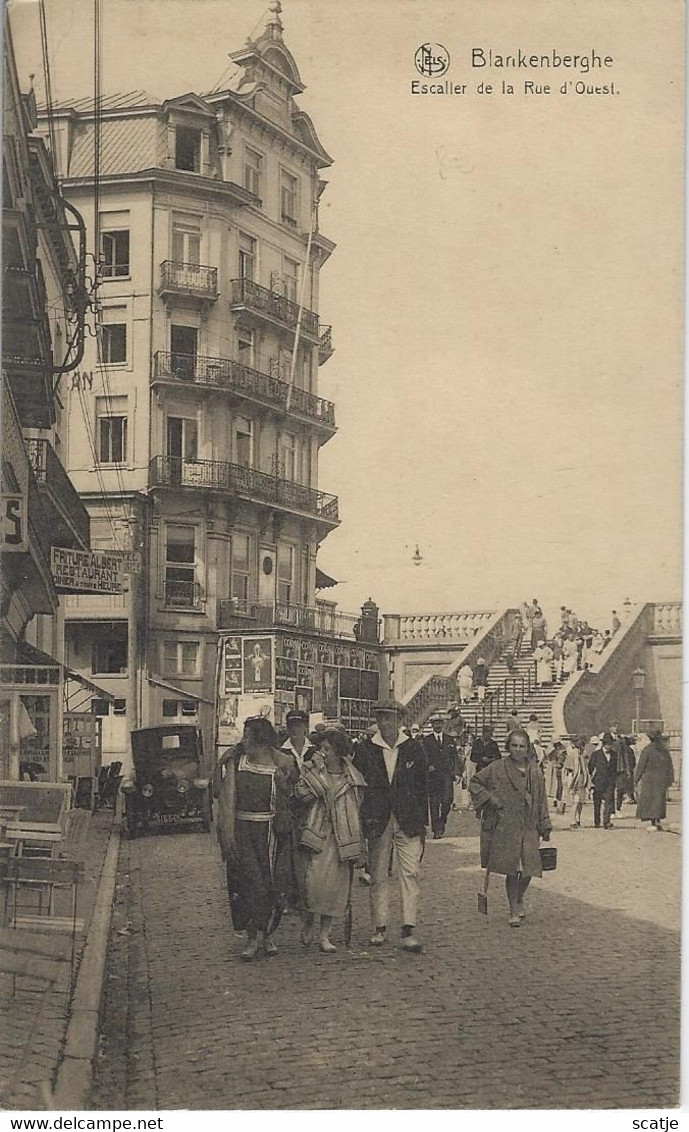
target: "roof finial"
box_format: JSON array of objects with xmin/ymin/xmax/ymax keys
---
[{"xmin": 266, "ymin": 0, "xmax": 284, "ymax": 40}]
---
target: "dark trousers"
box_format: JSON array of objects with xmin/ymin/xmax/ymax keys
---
[
  {"xmin": 429, "ymin": 774, "xmax": 453, "ymax": 835},
  {"xmin": 593, "ymin": 787, "xmax": 615, "ymax": 828}
]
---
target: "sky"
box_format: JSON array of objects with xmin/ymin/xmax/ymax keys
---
[{"xmin": 8, "ymin": 0, "xmax": 684, "ymax": 633}]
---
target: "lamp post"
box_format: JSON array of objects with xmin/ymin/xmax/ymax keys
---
[{"xmin": 632, "ymin": 667, "xmax": 645, "ymax": 734}]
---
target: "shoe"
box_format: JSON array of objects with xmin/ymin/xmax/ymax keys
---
[
  {"xmin": 358, "ymin": 872, "xmax": 372, "ymax": 886},
  {"xmin": 603, "ymin": 823, "xmax": 614, "ymax": 830},
  {"xmin": 264, "ymin": 938, "xmax": 278, "ymax": 957},
  {"xmin": 401, "ymin": 934, "xmax": 423, "ymax": 953},
  {"xmin": 569, "ymin": 822, "xmax": 580, "ymax": 830},
  {"xmin": 240, "ymin": 935, "xmax": 260, "ymax": 961},
  {"xmin": 508, "ymin": 915, "xmax": 522, "ymax": 928},
  {"xmin": 369, "ymin": 929, "xmax": 386, "ymax": 947},
  {"xmin": 319, "ymin": 938, "xmax": 337, "ymax": 953},
  {"xmin": 300, "ymin": 923, "xmax": 314, "ymax": 946},
  {"xmin": 655, "ymin": 823, "xmax": 664, "ymax": 831},
  {"xmin": 517, "ymin": 904, "xmax": 527, "ymax": 920}
]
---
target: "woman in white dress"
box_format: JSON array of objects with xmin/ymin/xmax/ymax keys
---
[
  {"xmin": 534, "ymin": 642, "xmax": 553, "ymax": 686},
  {"xmin": 457, "ymin": 663, "xmax": 474, "ymax": 704},
  {"xmin": 562, "ymin": 636, "xmax": 578, "ymax": 678}
]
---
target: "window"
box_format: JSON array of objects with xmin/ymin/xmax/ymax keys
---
[
  {"xmin": 97, "ymin": 395, "xmax": 128, "ymax": 463},
  {"xmin": 162, "ymin": 640, "xmax": 199, "ymax": 676},
  {"xmin": 283, "ymin": 257, "xmax": 299, "ymax": 303},
  {"xmin": 99, "ymin": 415, "xmax": 127, "ymax": 463},
  {"xmin": 165, "ymin": 524, "xmax": 197, "ymax": 607},
  {"xmin": 238, "ymin": 233, "xmax": 256, "ymax": 281},
  {"xmin": 237, "ymin": 327, "xmax": 254, "ymax": 369},
  {"xmin": 170, "ymin": 325, "xmax": 198, "ymax": 380},
  {"xmin": 100, "ymin": 230, "xmax": 130, "ymax": 278},
  {"xmin": 231, "ymin": 533, "xmax": 251, "ymax": 603},
  {"xmin": 92, "ymin": 631, "xmax": 128, "ymax": 675},
  {"xmin": 233, "ymin": 416, "xmax": 253, "ymax": 468},
  {"xmin": 113, "ymin": 698, "xmax": 127, "ymax": 716},
  {"xmin": 277, "ymin": 544, "xmax": 295, "ymax": 605},
  {"xmin": 92, "ymin": 699, "xmax": 109, "ymax": 717},
  {"xmin": 279, "ymin": 432, "xmax": 298, "ymax": 481},
  {"xmin": 100, "ymin": 323, "xmax": 127, "ymax": 364},
  {"xmin": 163, "ymin": 699, "xmax": 198, "ymax": 719},
  {"xmin": 175, "ymin": 126, "xmax": 201, "ymax": 172},
  {"xmin": 171, "ymin": 220, "xmax": 201, "ymax": 265},
  {"xmin": 167, "ymin": 416, "xmax": 198, "ymax": 461},
  {"xmin": 244, "ymin": 147, "xmax": 263, "ymax": 200},
  {"xmin": 280, "ymin": 169, "xmax": 298, "ymax": 227}
]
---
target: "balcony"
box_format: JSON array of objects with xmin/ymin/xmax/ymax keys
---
[
  {"xmin": 318, "ymin": 324, "xmax": 334, "ymax": 365},
  {"xmin": 229, "ymin": 278, "xmax": 319, "ymax": 339},
  {"xmin": 152, "ymin": 351, "xmax": 336, "ymax": 432},
  {"xmin": 2, "ymin": 261, "xmax": 54, "ymax": 428},
  {"xmin": 149, "ymin": 456, "xmax": 339, "ymax": 527},
  {"xmin": 164, "ymin": 579, "xmax": 203, "ymax": 610},
  {"xmin": 218, "ymin": 600, "xmax": 359, "ymax": 638},
  {"xmin": 25, "ymin": 438, "xmax": 91, "ymax": 551},
  {"xmin": 159, "ymin": 260, "xmax": 218, "ymax": 303}
]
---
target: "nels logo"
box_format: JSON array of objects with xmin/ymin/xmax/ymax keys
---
[{"xmin": 414, "ymin": 42, "xmax": 451, "ymax": 78}]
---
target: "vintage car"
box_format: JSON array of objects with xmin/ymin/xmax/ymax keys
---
[{"xmin": 121, "ymin": 725, "xmax": 212, "ymax": 837}]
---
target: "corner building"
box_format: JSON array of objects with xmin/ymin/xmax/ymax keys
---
[{"xmin": 47, "ymin": 7, "xmax": 375, "ymax": 769}]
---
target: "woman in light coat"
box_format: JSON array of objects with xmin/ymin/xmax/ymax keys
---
[
  {"xmin": 469, "ymin": 729, "xmax": 552, "ymax": 927},
  {"xmin": 635, "ymin": 732, "xmax": 674, "ymax": 831},
  {"xmin": 294, "ymin": 729, "xmax": 366, "ymax": 951}
]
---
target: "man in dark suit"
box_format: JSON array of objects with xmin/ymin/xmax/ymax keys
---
[
  {"xmin": 354, "ymin": 699, "xmax": 428, "ymax": 953},
  {"xmin": 471, "ymin": 725, "xmax": 501, "ymax": 773},
  {"xmin": 422, "ymin": 714, "xmax": 458, "ymax": 839},
  {"xmin": 588, "ymin": 732, "xmax": 618, "ymax": 829}
]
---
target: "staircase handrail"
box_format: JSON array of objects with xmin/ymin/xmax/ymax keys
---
[
  {"xmin": 551, "ymin": 603, "xmax": 653, "ymax": 738},
  {"xmin": 402, "ymin": 608, "xmax": 520, "ymax": 725},
  {"xmin": 464, "ymin": 656, "xmax": 537, "ymax": 735}
]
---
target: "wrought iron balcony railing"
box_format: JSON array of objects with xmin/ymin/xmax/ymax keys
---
[
  {"xmin": 218, "ymin": 600, "xmax": 359, "ymax": 638},
  {"xmin": 159, "ymin": 260, "xmax": 218, "ymax": 300},
  {"xmin": 150, "ymin": 456, "xmax": 339, "ymax": 524},
  {"xmin": 229, "ymin": 278, "xmax": 319, "ymax": 338},
  {"xmin": 318, "ymin": 324, "xmax": 333, "ymax": 364},
  {"xmin": 25, "ymin": 437, "xmax": 90, "ymax": 550},
  {"xmin": 153, "ymin": 351, "xmax": 336, "ymax": 429},
  {"xmin": 164, "ymin": 578, "xmax": 202, "ymax": 609}
]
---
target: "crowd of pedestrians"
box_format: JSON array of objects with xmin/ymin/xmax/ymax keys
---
[
  {"xmin": 519, "ymin": 598, "xmax": 625, "ymax": 687},
  {"xmin": 212, "ymin": 698, "xmax": 675, "ymax": 954}
]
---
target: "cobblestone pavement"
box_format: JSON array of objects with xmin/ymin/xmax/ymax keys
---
[
  {"xmin": 1, "ymin": 811, "xmax": 116, "ymax": 1110},
  {"xmin": 93, "ymin": 802, "xmax": 680, "ymax": 1110}
]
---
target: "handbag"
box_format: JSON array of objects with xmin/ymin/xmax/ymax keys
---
[{"xmin": 540, "ymin": 845, "xmax": 558, "ymax": 871}]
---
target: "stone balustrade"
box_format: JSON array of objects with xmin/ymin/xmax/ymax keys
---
[
  {"xmin": 384, "ymin": 610, "xmax": 496, "ymax": 644},
  {"xmin": 651, "ymin": 601, "xmax": 682, "ymax": 637}
]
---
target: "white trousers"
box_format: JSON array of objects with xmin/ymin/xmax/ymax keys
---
[{"xmin": 369, "ymin": 815, "xmax": 423, "ymax": 929}]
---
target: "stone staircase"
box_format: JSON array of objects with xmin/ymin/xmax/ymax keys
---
[{"xmin": 460, "ymin": 641, "xmax": 568, "ymax": 747}]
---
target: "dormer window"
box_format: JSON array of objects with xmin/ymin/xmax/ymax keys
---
[{"xmin": 175, "ymin": 126, "xmax": 201, "ymax": 172}]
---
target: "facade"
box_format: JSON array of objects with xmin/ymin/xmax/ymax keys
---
[
  {"xmin": 1, "ymin": 14, "xmax": 91, "ymax": 779},
  {"xmin": 45, "ymin": 5, "xmax": 376, "ymax": 768}
]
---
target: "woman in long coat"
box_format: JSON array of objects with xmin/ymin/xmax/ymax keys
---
[
  {"xmin": 469, "ymin": 729, "xmax": 552, "ymax": 926},
  {"xmin": 214, "ymin": 716, "xmax": 300, "ymax": 961},
  {"xmin": 634, "ymin": 732, "xmax": 674, "ymax": 831},
  {"xmin": 294, "ymin": 729, "xmax": 366, "ymax": 952}
]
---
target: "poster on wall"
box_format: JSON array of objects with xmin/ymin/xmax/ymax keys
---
[
  {"xmin": 223, "ymin": 636, "xmax": 242, "ymax": 695},
  {"xmin": 322, "ymin": 665, "xmax": 339, "ymax": 718},
  {"xmin": 217, "ymin": 694, "xmax": 241, "ymax": 749},
  {"xmin": 243, "ymin": 638, "xmax": 273, "ymax": 694},
  {"xmin": 294, "ymin": 687, "xmax": 312, "ymax": 715},
  {"xmin": 237, "ymin": 694, "xmax": 274, "ymax": 728}
]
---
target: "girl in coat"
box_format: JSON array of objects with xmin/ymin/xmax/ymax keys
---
[
  {"xmin": 295, "ymin": 728, "xmax": 366, "ymax": 952},
  {"xmin": 469, "ymin": 729, "xmax": 552, "ymax": 927}
]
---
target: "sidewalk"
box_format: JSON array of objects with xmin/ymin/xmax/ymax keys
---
[{"xmin": 0, "ymin": 809, "xmax": 118, "ymax": 1110}]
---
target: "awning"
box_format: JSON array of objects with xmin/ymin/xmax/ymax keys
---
[
  {"xmin": 147, "ymin": 675, "xmax": 215, "ymax": 705},
  {"xmin": 65, "ymin": 669, "xmax": 117, "ymax": 701},
  {"xmin": 14, "ymin": 639, "xmax": 116, "ymax": 701},
  {"xmin": 315, "ymin": 567, "xmax": 339, "ymax": 590}
]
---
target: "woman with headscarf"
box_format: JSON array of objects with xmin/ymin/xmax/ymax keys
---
[
  {"xmin": 214, "ymin": 716, "xmax": 300, "ymax": 961},
  {"xmin": 469, "ymin": 728, "xmax": 552, "ymax": 927},
  {"xmin": 634, "ymin": 731, "xmax": 674, "ymax": 832},
  {"xmin": 295, "ymin": 728, "xmax": 366, "ymax": 952}
]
